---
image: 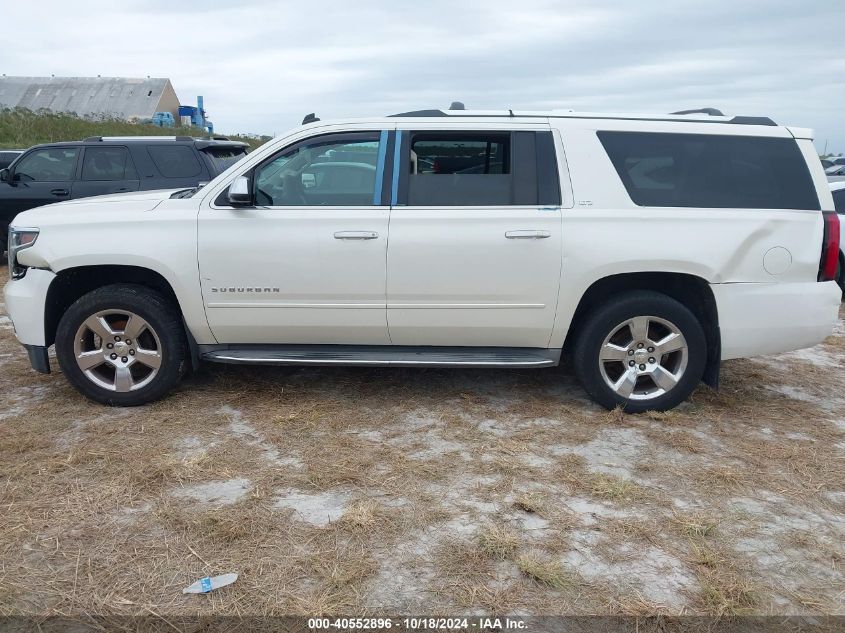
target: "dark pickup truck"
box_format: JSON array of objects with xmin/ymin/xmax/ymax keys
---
[{"xmin": 1, "ymin": 136, "xmax": 248, "ymax": 261}]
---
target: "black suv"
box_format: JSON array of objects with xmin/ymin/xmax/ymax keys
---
[{"xmin": 1, "ymin": 136, "xmax": 248, "ymax": 259}]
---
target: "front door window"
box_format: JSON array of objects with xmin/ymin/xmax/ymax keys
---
[
  {"xmin": 254, "ymin": 133, "xmax": 382, "ymax": 206},
  {"xmin": 13, "ymin": 147, "xmax": 79, "ymax": 182}
]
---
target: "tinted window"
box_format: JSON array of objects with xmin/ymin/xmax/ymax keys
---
[
  {"xmin": 201, "ymin": 146, "xmax": 248, "ymax": 173},
  {"xmin": 0, "ymin": 151, "xmax": 22, "ymax": 169},
  {"xmin": 255, "ymin": 133, "xmax": 381, "ymax": 206},
  {"xmin": 13, "ymin": 147, "xmax": 79, "ymax": 181},
  {"xmin": 833, "ymin": 189, "xmax": 845, "ymax": 213},
  {"xmin": 407, "ymin": 132, "xmax": 512, "ymax": 206},
  {"xmin": 147, "ymin": 145, "xmax": 202, "ymax": 178},
  {"xmin": 598, "ymin": 132, "xmax": 820, "ymax": 210},
  {"xmin": 82, "ymin": 146, "xmax": 138, "ymax": 181}
]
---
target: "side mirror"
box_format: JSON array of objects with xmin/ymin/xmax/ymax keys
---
[
  {"xmin": 227, "ymin": 175, "xmax": 252, "ymax": 206},
  {"xmin": 0, "ymin": 168, "xmax": 9, "ymax": 183}
]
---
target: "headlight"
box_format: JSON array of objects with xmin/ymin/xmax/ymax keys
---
[{"xmin": 8, "ymin": 227, "xmax": 39, "ymax": 280}]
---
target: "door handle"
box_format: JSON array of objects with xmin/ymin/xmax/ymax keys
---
[
  {"xmin": 334, "ymin": 231, "xmax": 379, "ymax": 240},
  {"xmin": 50, "ymin": 188, "xmax": 69, "ymax": 196},
  {"xmin": 505, "ymin": 230, "xmax": 551, "ymax": 239}
]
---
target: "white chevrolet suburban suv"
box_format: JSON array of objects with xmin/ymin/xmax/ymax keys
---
[{"xmin": 4, "ymin": 107, "xmax": 842, "ymax": 412}]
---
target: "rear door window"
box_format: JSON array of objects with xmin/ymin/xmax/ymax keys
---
[
  {"xmin": 81, "ymin": 146, "xmax": 138, "ymax": 181},
  {"xmin": 401, "ymin": 131, "xmax": 560, "ymax": 206},
  {"xmin": 407, "ymin": 132, "xmax": 512, "ymax": 206},
  {"xmin": 147, "ymin": 145, "xmax": 202, "ymax": 178},
  {"xmin": 598, "ymin": 131, "xmax": 820, "ymax": 210},
  {"xmin": 13, "ymin": 147, "xmax": 79, "ymax": 181}
]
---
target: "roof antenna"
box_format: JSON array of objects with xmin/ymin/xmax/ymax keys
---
[
  {"xmin": 302, "ymin": 113, "xmax": 320, "ymax": 124},
  {"xmin": 508, "ymin": 109, "xmax": 514, "ymax": 117},
  {"xmin": 449, "ymin": 101, "xmax": 465, "ymax": 110}
]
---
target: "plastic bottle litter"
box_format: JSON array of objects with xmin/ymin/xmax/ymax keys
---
[{"xmin": 182, "ymin": 572, "xmax": 238, "ymax": 594}]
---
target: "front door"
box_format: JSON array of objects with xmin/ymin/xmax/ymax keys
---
[
  {"xmin": 3, "ymin": 146, "xmax": 79, "ymax": 216},
  {"xmin": 386, "ymin": 129, "xmax": 563, "ymax": 348},
  {"xmin": 198, "ymin": 130, "xmax": 392, "ymax": 345}
]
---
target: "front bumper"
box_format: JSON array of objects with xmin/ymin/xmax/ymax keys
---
[
  {"xmin": 712, "ymin": 280, "xmax": 841, "ymax": 360},
  {"xmin": 4, "ymin": 267, "xmax": 56, "ymax": 351}
]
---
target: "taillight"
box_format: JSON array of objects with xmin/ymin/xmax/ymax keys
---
[{"xmin": 818, "ymin": 211, "xmax": 840, "ymax": 282}]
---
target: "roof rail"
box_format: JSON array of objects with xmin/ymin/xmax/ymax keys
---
[
  {"xmin": 389, "ymin": 109, "xmax": 447, "ymax": 117},
  {"xmin": 671, "ymin": 107, "xmax": 725, "ymax": 116},
  {"xmin": 388, "ymin": 108, "xmax": 778, "ymax": 126},
  {"xmin": 85, "ymin": 135, "xmax": 198, "ymax": 142}
]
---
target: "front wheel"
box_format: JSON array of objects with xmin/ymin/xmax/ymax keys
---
[
  {"xmin": 56, "ymin": 284, "xmax": 188, "ymax": 406},
  {"xmin": 573, "ymin": 291, "xmax": 707, "ymax": 413}
]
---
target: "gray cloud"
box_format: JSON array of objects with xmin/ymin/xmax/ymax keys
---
[{"xmin": 4, "ymin": 0, "xmax": 844, "ymax": 152}]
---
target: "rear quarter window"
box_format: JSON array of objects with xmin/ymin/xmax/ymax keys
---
[
  {"xmin": 833, "ymin": 188, "xmax": 845, "ymax": 212},
  {"xmin": 147, "ymin": 145, "xmax": 202, "ymax": 178},
  {"xmin": 598, "ymin": 131, "xmax": 820, "ymax": 210},
  {"xmin": 201, "ymin": 146, "xmax": 248, "ymax": 173}
]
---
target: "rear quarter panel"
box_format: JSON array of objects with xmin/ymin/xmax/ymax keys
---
[{"xmin": 549, "ymin": 121, "xmax": 826, "ymax": 349}]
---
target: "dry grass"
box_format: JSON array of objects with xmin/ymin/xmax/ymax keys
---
[
  {"xmin": 513, "ymin": 491, "xmax": 548, "ymax": 515},
  {"xmin": 671, "ymin": 513, "xmax": 719, "ymax": 538},
  {"xmin": 587, "ymin": 474, "xmax": 648, "ymax": 502},
  {"xmin": 478, "ymin": 525, "xmax": 520, "ymax": 560},
  {"xmin": 516, "ymin": 554, "xmax": 575, "ymax": 590},
  {"xmin": 0, "ymin": 279, "xmax": 842, "ymax": 617},
  {"xmin": 698, "ymin": 570, "xmax": 758, "ymax": 616}
]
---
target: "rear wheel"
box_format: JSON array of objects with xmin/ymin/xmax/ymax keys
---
[
  {"xmin": 573, "ymin": 291, "xmax": 707, "ymax": 413},
  {"xmin": 56, "ymin": 284, "xmax": 188, "ymax": 406}
]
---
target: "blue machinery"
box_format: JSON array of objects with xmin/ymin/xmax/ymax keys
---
[{"xmin": 176, "ymin": 96, "xmax": 214, "ymax": 134}]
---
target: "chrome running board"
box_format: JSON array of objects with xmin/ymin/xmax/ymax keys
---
[{"xmin": 199, "ymin": 345, "xmax": 559, "ymax": 368}]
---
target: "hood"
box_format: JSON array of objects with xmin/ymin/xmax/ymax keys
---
[
  {"xmin": 10, "ymin": 188, "xmax": 188, "ymax": 227},
  {"xmin": 44, "ymin": 188, "xmax": 187, "ymax": 206}
]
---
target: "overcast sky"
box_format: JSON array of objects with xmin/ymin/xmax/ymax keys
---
[{"xmin": 4, "ymin": 0, "xmax": 844, "ymax": 153}]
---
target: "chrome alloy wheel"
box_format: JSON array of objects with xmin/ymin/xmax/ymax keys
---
[
  {"xmin": 598, "ymin": 315, "xmax": 689, "ymax": 401},
  {"xmin": 73, "ymin": 310, "xmax": 163, "ymax": 392}
]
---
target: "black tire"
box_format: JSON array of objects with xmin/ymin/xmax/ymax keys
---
[
  {"xmin": 572, "ymin": 290, "xmax": 707, "ymax": 413},
  {"xmin": 56, "ymin": 284, "xmax": 188, "ymax": 406},
  {"xmin": 837, "ymin": 256, "xmax": 845, "ymax": 300}
]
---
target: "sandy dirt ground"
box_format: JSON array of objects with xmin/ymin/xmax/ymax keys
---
[{"xmin": 0, "ymin": 271, "xmax": 842, "ymax": 620}]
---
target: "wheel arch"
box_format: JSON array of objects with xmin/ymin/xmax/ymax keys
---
[
  {"xmin": 563, "ymin": 272, "xmax": 721, "ymax": 388},
  {"xmin": 44, "ymin": 265, "xmax": 186, "ymax": 348}
]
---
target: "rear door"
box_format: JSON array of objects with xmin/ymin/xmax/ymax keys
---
[
  {"xmin": 72, "ymin": 145, "xmax": 141, "ymax": 198},
  {"xmin": 386, "ymin": 127, "xmax": 563, "ymax": 347},
  {"xmin": 3, "ymin": 146, "xmax": 79, "ymax": 215}
]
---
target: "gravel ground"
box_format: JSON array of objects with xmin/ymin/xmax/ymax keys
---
[{"xmin": 1, "ymin": 271, "xmax": 842, "ymax": 620}]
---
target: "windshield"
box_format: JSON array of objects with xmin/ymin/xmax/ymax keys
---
[{"xmin": 201, "ymin": 146, "xmax": 248, "ymax": 173}]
